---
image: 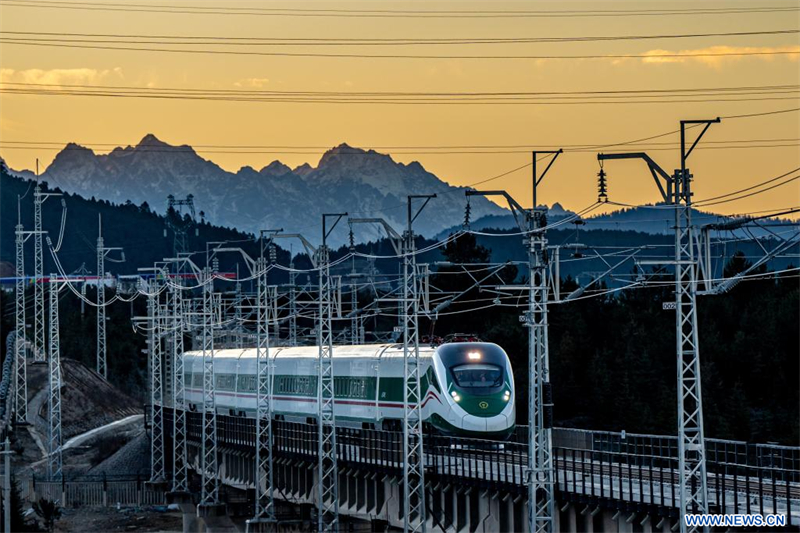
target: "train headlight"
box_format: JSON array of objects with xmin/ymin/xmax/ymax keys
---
[
  {"xmin": 503, "ymin": 390, "xmax": 511, "ymax": 401},
  {"xmin": 451, "ymin": 391, "xmax": 461, "ymax": 402},
  {"xmin": 467, "ymin": 351, "xmax": 481, "ymax": 360}
]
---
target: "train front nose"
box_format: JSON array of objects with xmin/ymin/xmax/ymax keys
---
[{"xmin": 437, "ymin": 342, "xmax": 515, "ymax": 436}]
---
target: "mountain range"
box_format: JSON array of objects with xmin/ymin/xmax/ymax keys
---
[
  {"xmin": 5, "ymin": 135, "xmax": 794, "ymax": 244},
  {"xmin": 6, "ymin": 135, "xmax": 514, "ymax": 245}
]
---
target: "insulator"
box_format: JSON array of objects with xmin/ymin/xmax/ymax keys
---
[
  {"xmin": 349, "ymin": 227, "xmax": 355, "ymax": 252},
  {"xmin": 269, "ymin": 243, "xmax": 277, "ymax": 264},
  {"xmin": 212, "ymin": 258, "xmax": 219, "ymax": 273},
  {"xmin": 463, "ymin": 198, "xmax": 472, "ymax": 229},
  {"xmin": 597, "ymin": 168, "xmax": 608, "ymax": 203}
]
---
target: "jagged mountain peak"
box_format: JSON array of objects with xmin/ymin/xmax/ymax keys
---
[
  {"xmin": 259, "ymin": 160, "xmax": 293, "ymax": 177},
  {"xmin": 316, "ymin": 143, "xmax": 391, "ymax": 171},
  {"xmin": 118, "ymin": 134, "xmax": 198, "ymax": 157},
  {"xmin": 50, "ymin": 142, "xmax": 96, "ymax": 165},
  {"xmin": 136, "ymin": 133, "xmax": 170, "ymax": 148},
  {"xmin": 293, "ymin": 162, "xmax": 314, "ymax": 176}
]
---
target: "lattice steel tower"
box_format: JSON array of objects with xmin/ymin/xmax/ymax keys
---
[
  {"xmin": 249, "ymin": 256, "xmax": 277, "ymax": 530},
  {"xmin": 96, "ymin": 215, "xmax": 123, "ymax": 380},
  {"xmin": 318, "ymin": 214, "xmax": 346, "ymax": 532},
  {"xmin": 466, "ymin": 149, "xmax": 561, "ymax": 533},
  {"xmin": 47, "ymin": 275, "xmax": 63, "ymax": 481},
  {"xmin": 166, "ymin": 194, "xmax": 197, "ymax": 258},
  {"xmin": 148, "ymin": 276, "xmax": 166, "ymax": 483},
  {"xmin": 200, "ymin": 268, "xmax": 220, "ymax": 505},
  {"xmin": 14, "ymin": 199, "xmax": 36, "ymax": 425},
  {"xmin": 170, "ymin": 267, "xmax": 188, "ymax": 493},
  {"xmin": 347, "ymin": 201, "xmax": 433, "ymax": 533},
  {"xmin": 289, "ymin": 262, "xmax": 298, "ymax": 347},
  {"xmin": 598, "ymin": 119, "xmax": 719, "ymax": 533},
  {"xmin": 402, "ymin": 196, "xmax": 435, "ymax": 533},
  {"xmin": 33, "ymin": 185, "xmax": 60, "ymax": 363}
]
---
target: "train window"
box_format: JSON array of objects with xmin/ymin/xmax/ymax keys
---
[
  {"xmin": 451, "ymin": 364, "xmax": 502, "ymax": 388},
  {"xmin": 216, "ymin": 374, "xmax": 235, "ymax": 390}
]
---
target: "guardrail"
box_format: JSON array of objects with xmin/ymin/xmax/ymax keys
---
[
  {"xmin": 0, "ymin": 332, "xmax": 18, "ymax": 440},
  {"xmin": 19, "ymin": 475, "xmax": 167, "ymax": 508},
  {"xmin": 169, "ymin": 409, "xmax": 800, "ymax": 520}
]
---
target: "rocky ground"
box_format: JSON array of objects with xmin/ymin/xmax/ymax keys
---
[
  {"xmin": 55, "ymin": 507, "xmax": 183, "ymax": 533},
  {"xmin": 26, "ymin": 358, "xmax": 142, "ymax": 441},
  {"xmin": 13, "ymin": 358, "xmax": 145, "ymax": 480},
  {"xmin": 87, "ymin": 430, "xmax": 150, "ymax": 478},
  {"xmin": 11, "ymin": 358, "xmax": 169, "ymax": 532}
]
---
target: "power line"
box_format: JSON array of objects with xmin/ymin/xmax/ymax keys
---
[
  {"xmin": 2, "ymin": 28, "xmax": 797, "ymax": 45},
  {"xmin": 694, "ymin": 167, "xmax": 800, "ymax": 204},
  {"xmin": 696, "ymin": 175, "xmax": 800, "ymax": 207},
  {"xmin": 3, "ymin": 87, "xmax": 799, "ymax": 106},
  {"xmin": 721, "ymin": 106, "xmax": 800, "ymax": 119},
  {"xmin": 2, "ymin": 143, "xmax": 797, "ymax": 156},
  {"xmin": 2, "ymin": 38, "xmax": 798, "ymax": 60},
  {"xmin": 2, "ymin": 136, "xmax": 799, "ymax": 150},
  {"xmin": 3, "ymin": 0, "xmax": 798, "ymax": 18},
  {"xmin": 4, "ymin": 81, "xmax": 797, "ymax": 97}
]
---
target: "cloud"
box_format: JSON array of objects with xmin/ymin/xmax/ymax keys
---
[
  {"xmin": 638, "ymin": 45, "xmax": 800, "ymax": 68},
  {"xmin": 234, "ymin": 77, "xmax": 270, "ymax": 88},
  {"xmin": 0, "ymin": 67, "xmax": 123, "ymax": 86}
]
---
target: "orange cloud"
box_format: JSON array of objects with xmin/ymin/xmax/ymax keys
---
[
  {"xmin": 233, "ymin": 77, "xmax": 270, "ymax": 88},
  {"xmin": 0, "ymin": 67, "xmax": 123, "ymax": 87},
  {"xmin": 639, "ymin": 45, "xmax": 800, "ymax": 68}
]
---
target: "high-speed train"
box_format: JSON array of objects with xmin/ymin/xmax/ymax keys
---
[{"xmin": 183, "ymin": 342, "xmax": 516, "ymax": 438}]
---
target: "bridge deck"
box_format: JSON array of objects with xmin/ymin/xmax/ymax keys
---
[{"xmin": 164, "ymin": 408, "xmax": 800, "ymax": 523}]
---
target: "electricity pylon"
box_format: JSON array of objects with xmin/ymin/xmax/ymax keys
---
[
  {"xmin": 170, "ymin": 267, "xmax": 188, "ymax": 492},
  {"xmin": 402, "ymin": 196, "xmax": 435, "ymax": 533},
  {"xmin": 165, "ymin": 194, "xmax": 197, "ymax": 258},
  {"xmin": 348, "ymin": 195, "xmax": 436, "ymax": 533},
  {"xmin": 318, "ymin": 214, "xmax": 346, "ymax": 532},
  {"xmin": 289, "ymin": 262, "xmax": 298, "ymax": 347},
  {"xmin": 163, "ymin": 255, "xmax": 203, "ymax": 496},
  {"xmin": 47, "ymin": 274, "xmax": 64, "ymax": 481},
  {"xmin": 598, "ymin": 119, "xmax": 719, "ymax": 533},
  {"xmin": 33, "ymin": 184, "xmax": 60, "ymax": 363},
  {"xmin": 137, "ymin": 266, "xmax": 166, "ymax": 485},
  {"xmin": 149, "ymin": 277, "xmax": 166, "ymax": 483},
  {"xmin": 208, "ymin": 239, "xmax": 279, "ymax": 531},
  {"xmin": 249, "ymin": 254, "xmax": 277, "ymax": 531},
  {"xmin": 467, "ymin": 149, "xmax": 561, "ymax": 533},
  {"xmin": 96, "ymin": 214, "xmax": 123, "ymax": 380},
  {"xmin": 14, "ymin": 199, "xmax": 40, "ymax": 425},
  {"xmin": 200, "ymin": 267, "xmax": 220, "ymax": 505}
]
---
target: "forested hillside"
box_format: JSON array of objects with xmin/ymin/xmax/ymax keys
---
[{"xmin": 2, "ymin": 164, "xmax": 797, "ymax": 444}]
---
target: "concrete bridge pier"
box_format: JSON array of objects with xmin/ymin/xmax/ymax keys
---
[
  {"xmin": 167, "ymin": 491, "xmax": 202, "ymax": 533},
  {"xmin": 198, "ymin": 502, "xmax": 237, "ymax": 532}
]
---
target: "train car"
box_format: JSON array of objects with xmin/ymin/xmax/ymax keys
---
[{"xmin": 183, "ymin": 342, "xmax": 515, "ymax": 439}]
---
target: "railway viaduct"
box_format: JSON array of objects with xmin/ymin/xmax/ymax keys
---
[{"xmin": 150, "ymin": 408, "xmax": 799, "ymax": 532}]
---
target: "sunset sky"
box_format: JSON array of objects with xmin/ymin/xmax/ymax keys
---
[{"xmin": 1, "ymin": 0, "xmax": 798, "ymax": 219}]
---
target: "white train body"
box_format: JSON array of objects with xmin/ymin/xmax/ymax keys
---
[{"xmin": 183, "ymin": 342, "xmax": 515, "ymax": 438}]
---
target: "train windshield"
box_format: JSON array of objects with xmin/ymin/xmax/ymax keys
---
[{"xmin": 452, "ymin": 364, "xmax": 502, "ymax": 389}]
